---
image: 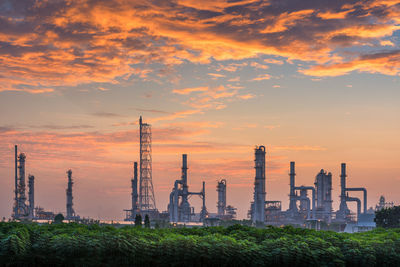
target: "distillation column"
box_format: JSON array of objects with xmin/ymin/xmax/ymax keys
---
[
  {"xmin": 200, "ymin": 181, "xmax": 207, "ymax": 221},
  {"xmin": 13, "ymin": 145, "xmax": 29, "ymax": 220},
  {"xmin": 337, "ymin": 163, "xmax": 350, "ymax": 220},
  {"xmin": 288, "ymin": 161, "xmax": 298, "ymax": 215},
  {"xmin": 180, "ymin": 154, "xmax": 191, "ymax": 222},
  {"xmin": 217, "ymin": 179, "xmax": 227, "ymax": 216},
  {"xmin": 314, "ymin": 170, "xmax": 332, "ymax": 222},
  {"xmin": 13, "ymin": 145, "xmax": 18, "ymax": 218},
  {"xmin": 252, "ymin": 146, "xmax": 266, "ymax": 224},
  {"xmin": 131, "ymin": 162, "xmax": 139, "ymax": 218},
  {"xmin": 28, "ymin": 175, "xmax": 35, "ymax": 219},
  {"xmin": 66, "ymin": 169, "xmax": 76, "ymax": 220}
]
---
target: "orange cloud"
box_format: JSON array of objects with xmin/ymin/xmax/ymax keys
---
[
  {"xmin": 238, "ymin": 94, "xmax": 255, "ymax": 100},
  {"xmin": 252, "ymin": 74, "xmax": 271, "ymax": 81},
  {"xmin": 301, "ymin": 50, "xmax": 400, "ymax": 77},
  {"xmin": 0, "ymin": 0, "xmax": 399, "ymax": 95},
  {"xmin": 173, "ymin": 86, "xmax": 209, "ymax": 95}
]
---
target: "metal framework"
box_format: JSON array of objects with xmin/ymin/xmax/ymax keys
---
[
  {"xmin": 124, "ymin": 162, "xmax": 139, "ymax": 221},
  {"xmin": 139, "ymin": 116, "xmax": 156, "ymax": 211},
  {"xmin": 66, "ymin": 169, "xmax": 76, "ymax": 219},
  {"xmin": 13, "ymin": 145, "xmax": 29, "ymax": 220},
  {"xmin": 28, "ymin": 175, "xmax": 35, "ymax": 219},
  {"xmin": 169, "ymin": 154, "xmax": 207, "ymax": 222},
  {"xmin": 217, "ymin": 179, "xmax": 227, "ymax": 216}
]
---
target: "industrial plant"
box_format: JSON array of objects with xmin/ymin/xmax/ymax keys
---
[{"xmin": 9, "ymin": 116, "xmax": 387, "ymax": 231}]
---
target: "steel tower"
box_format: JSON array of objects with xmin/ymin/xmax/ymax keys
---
[
  {"xmin": 13, "ymin": 145, "xmax": 29, "ymax": 220},
  {"xmin": 66, "ymin": 169, "xmax": 75, "ymax": 219},
  {"xmin": 139, "ymin": 116, "xmax": 156, "ymax": 211}
]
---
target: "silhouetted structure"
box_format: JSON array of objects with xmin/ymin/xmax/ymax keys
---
[
  {"xmin": 139, "ymin": 116, "xmax": 157, "ymax": 212},
  {"xmin": 124, "ymin": 162, "xmax": 139, "ymax": 221},
  {"xmin": 12, "ymin": 145, "xmax": 30, "ymax": 220},
  {"xmin": 250, "ymin": 146, "xmax": 266, "ymax": 224},
  {"xmin": 168, "ymin": 154, "xmax": 207, "ymax": 222},
  {"xmin": 28, "ymin": 175, "xmax": 35, "ymax": 220},
  {"xmin": 336, "ymin": 163, "xmax": 367, "ymax": 221},
  {"xmin": 66, "ymin": 169, "xmax": 80, "ymax": 220},
  {"xmin": 217, "ymin": 179, "xmax": 226, "ymax": 217}
]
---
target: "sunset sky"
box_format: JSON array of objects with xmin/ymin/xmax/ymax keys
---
[{"xmin": 0, "ymin": 0, "xmax": 399, "ymax": 220}]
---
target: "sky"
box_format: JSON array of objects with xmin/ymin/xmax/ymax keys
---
[{"xmin": 0, "ymin": 0, "xmax": 399, "ymax": 220}]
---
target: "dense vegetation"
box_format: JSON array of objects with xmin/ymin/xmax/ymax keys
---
[
  {"xmin": 1, "ymin": 222, "xmax": 400, "ymax": 267},
  {"xmin": 375, "ymin": 206, "xmax": 400, "ymax": 228}
]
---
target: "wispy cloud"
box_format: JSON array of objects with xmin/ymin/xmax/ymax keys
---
[
  {"xmin": 252, "ymin": 74, "xmax": 271, "ymax": 81},
  {"xmin": 29, "ymin": 124, "xmax": 94, "ymax": 130},
  {"xmin": 238, "ymin": 94, "xmax": 255, "ymax": 100},
  {"xmin": 91, "ymin": 112, "xmax": 124, "ymax": 118},
  {"xmin": 135, "ymin": 108, "xmax": 171, "ymax": 114},
  {"xmin": 207, "ymin": 73, "xmax": 225, "ymax": 78},
  {"xmin": 173, "ymin": 86, "xmax": 209, "ymax": 95}
]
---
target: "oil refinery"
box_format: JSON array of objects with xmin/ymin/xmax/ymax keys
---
[{"xmin": 9, "ymin": 116, "xmax": 389, "ymax": 231}]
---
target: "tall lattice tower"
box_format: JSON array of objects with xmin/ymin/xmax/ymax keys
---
[{"xmin": 139, "ymin": 116, "xmax": 156, "ymax": 211}]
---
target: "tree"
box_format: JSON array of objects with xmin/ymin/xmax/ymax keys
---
[
  {"xmin": 144, "ymin": 214, "xmax": 150, "ymax": 228},
  {"xmin": 375, "ymin": 206, "xmax": 400, "ymax": 228},
  {"xmin": 54, "ymin": 213, "xmax": 64, "ymax": 224},
  {"xmin": 134, "ymin": 214, "xmax": 142, "ymax": 227}
]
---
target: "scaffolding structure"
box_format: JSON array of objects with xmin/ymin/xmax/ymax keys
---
[
  {"xmin": 66, "ymin": 169, "xmax": 79, "ymax": 220},
  {"xmin": 139, "ymin": 116, "xmax": 156, "ymax": 212},
  {"xmin": 168, "ymin": 154, "xmax": 207, "ymax": 222},
  {"xmin": 12, "ymin": 145, "xmax": 30, "ymax": 220}
]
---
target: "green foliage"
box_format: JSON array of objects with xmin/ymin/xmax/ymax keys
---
[
  {"xmin": 134, "ymin": 214, "xmax": 142, "ymax": 227},
  {"xmin": 1, "ymin": 222, "xmax": 400, "ymax": 266},
  {"xmin": 375, "ymin": 206, "xmax": 400, "ymax": 228},
  {"xmin": 54, "ymin": 213, "xmax": 64, "ymax": 224},
  {"xmin": 144, "ymin": 214, "xmax": 150, "ymax": 228}
]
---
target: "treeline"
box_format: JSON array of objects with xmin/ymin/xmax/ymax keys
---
[
  {"xmin": 375, "ymin": 206, "xmax": 400, "ymax": 228},
  {"xmin": 1, "ymin": 222, "xmax": 400, "ymax": 266}
]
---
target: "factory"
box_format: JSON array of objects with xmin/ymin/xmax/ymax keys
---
[
  {"xmin": 12, "ymin": 145, "xmax": 80, "ymax": 222},
  {"xmin": 9, "ymin": 116, "xmax": 387, "ymax": 231},
  {"xmin": 248, "ymin": 146, "xmax": 375, "ymax": 230}
]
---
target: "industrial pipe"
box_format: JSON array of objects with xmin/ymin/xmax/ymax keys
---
[
  {"xmin": 346, "ymin": 196, "xmax": 361, "ymax": 220},
  {"xmin": 295, "ymin": 186, "xmax": 316, "ymax": 219},
  {"xmin": 346, "ymin": 187, "xmax": 367, "ymax": 213}
]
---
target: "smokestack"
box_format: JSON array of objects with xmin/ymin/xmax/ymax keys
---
[
  {"xmin": 14, "ymin": 145, "xmax": 18, "ymax": 215},
  {"xmin": 338, "ymin": 163, "xmax": 348, "ymax": 217},
  {"xmin": 202, "ymin": 181, "xmax": 206, "ymax": 211},
  {"xmin": 182, "ymin": 154, "xmax": 188, "ymax": 185},
  {"xmin": 341, "ymin": 163, "xmax": 346, "ymax": 195},
  {"xmin": 252, "ymin": 146, "xmax": 266, "ymax": 224},
  {"xmin": 132, "ymin": 162, "xmax": 138, "ymax": 214},
  {"xmin": 66, "ymin": 169, "xmax": 75, "ymax": 219},
  {"xmin": 288, "ymin": 161, "xmax": 298, "ymax": 214}
]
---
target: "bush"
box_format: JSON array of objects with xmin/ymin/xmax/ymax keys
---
[{"xmin": 0, "ymin": 222, "xmax": 400, "ymax": 266}]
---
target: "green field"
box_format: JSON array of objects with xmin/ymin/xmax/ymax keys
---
[{"xmin": 1, "ymin": 222, "xmax": 400, "ymax": 266}]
